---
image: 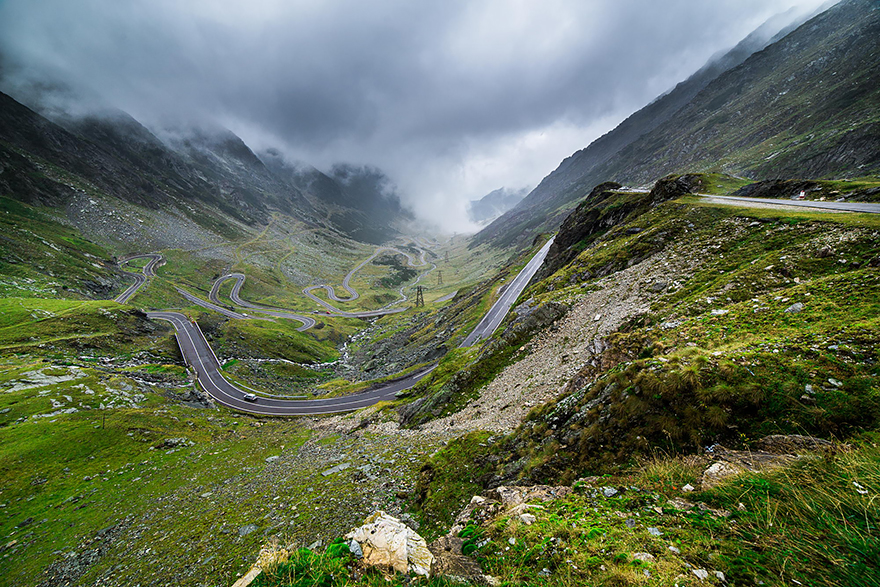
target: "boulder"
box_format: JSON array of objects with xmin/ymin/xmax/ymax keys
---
[
  {"xmin": 698, "ymin": 435, "xmax": 831, "ymax": 490},
  {"xmin": 345, "ymin": 511, "xmax": 434, "ymax": 576},
  {"xmin": 700, "ymin": 461, "xmax": 745, "ymax": 490},
  {"xmin": 753, "ymin": 434, "xmax": 833, "ymax": 454}
]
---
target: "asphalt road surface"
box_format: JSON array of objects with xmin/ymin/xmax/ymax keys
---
[
  {"xmin": 175, "ymin": 287, "xmax": 251, "ymax": 320},
  {"xmin": 698, "ymin": 194, "xmax": 880, "ymax": 214},
  {"xmin": 460, "ymin": 237, "xmax": 555, "ymax": 348},
  {"xmin": 115, "ymin": 254, "xmax": 164, "ymax": 304},
  {"xmin": 301, "ymin": 245, "xmax": 432, "ymax": 317},
  {"xmin": 148, "ymin": 238, "xmax": 553, "ymax": 415},
  {"xmin": 148, "ymin": 311, "xmax": 435, "ymax": 416},
  {"xmin": 211, "ymin": 273, "xmax": 316, "ymax": 331}
]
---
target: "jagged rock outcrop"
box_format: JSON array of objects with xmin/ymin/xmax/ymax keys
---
[
  {"xmin": 538, "ymin": 174, "xmax": 703, "ymax": 280},
  {"xmin": 700, "ymin": 434, "xmax": 836, "ymax": 489}
]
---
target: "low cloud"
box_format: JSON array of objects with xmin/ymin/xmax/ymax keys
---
[{"xmin": 0, "ymin": 0, "xmax": 831, "ymax": 232}]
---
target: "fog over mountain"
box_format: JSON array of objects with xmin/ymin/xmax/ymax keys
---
[{"xmin": 0, "ymin": 0, "xmax": 832, "ymax": 232}]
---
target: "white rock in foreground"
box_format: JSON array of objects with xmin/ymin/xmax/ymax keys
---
[{"xmin": 345, "ymin": 511, "xmax": 435, "ymax": 576}]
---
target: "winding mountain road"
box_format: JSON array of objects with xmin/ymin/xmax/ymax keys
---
[
  {"xmin": 137, "ymin": 239, "xmax": 549, "ymax": 415},
  {"xmin": 115, "ymin": 254, "xmax": 164, "ymax": 303},
  {"xmin": 210, "ymin": 273, "xmax": 316, "ymax": 331},
  {"xmin": 116, "ymin": 237, "xmax": 550, "ymax": 415},
  {"xmin": 698, "ymin": 194, "xmax": 880, "ymax": 214},
  {"xmin": 147, "ymin": 311, "xmax": 437, "ymax": 415}
]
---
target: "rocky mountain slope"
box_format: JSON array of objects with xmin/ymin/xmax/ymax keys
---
[
  {"xmin": 474, "ymin": 0, "xmax": 880, "ymax": 249},
  {"xmin": 400, "ymin": 175, "xmax": 879, "ymax": 585},
  {"xmin": 217, "ymin": 175, "xmax": 879, "ymax": 587},
  {"xmin": 0, "ymin": 91, "xmax": 411, "ymax": 249}
]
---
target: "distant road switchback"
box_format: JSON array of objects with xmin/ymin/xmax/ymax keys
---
[
  {"xmin": 115, "ymin": 254, "xmax": 164, "ymax": 304},
  {"xmin": 174, "ymin": 286, "xmax": 252, "ymax": 321},
  {"xmin": 144, "ymin": 238, "xmax": 552, "ymax": 415},
  {"xmin": 210, "ymin": 273, "xmax": 316, "ymax": 331},
  {"xmin": 300, "ymin": 245, "xmax": 435, "ymax": 317}
]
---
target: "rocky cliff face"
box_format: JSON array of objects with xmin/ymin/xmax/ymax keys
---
[{"xmin": 537, "ymin": 175, "xmax": 705, "ymax": 281}]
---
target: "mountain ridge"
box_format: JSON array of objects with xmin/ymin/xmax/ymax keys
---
[
  {"xmin": 472, "ymin": 0, "xmax": 878, "ymax": 249},
  {"xmin": 0, "ymin": 90, "xmax": 413, "ymax": 246}
]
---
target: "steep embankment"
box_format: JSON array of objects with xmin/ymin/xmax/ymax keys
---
[
  {"xmin": 475, "ymin": 0, "xmax": 880, "ymax": 250},
  {"xmin": 417, "ymin": 172, "xmax": 879, "ymax": 518}
]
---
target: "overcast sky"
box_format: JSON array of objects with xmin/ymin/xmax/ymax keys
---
[{"xmin": 0, "ymin": 0, "xmax": 832, "ymax": 232}]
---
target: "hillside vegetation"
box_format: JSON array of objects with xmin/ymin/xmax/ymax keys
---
[
  {"xmin": 1, "ymin": 1, "xmax": 878, "ymax": 586},
  {"xmin": 242, "ymin": 175, "xmax": 879, "ymax": 587}
]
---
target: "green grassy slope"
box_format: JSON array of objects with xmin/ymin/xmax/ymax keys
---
[
  {"xmin": 0, "ymin": 197, "xmax": 124, "ymax": 299},
  {"xmin": 255, "ymin": 435, "xmax": 878, "ymax": 587},
  {"xmin": 400, "ymin": 180, "xmax": 879, "ymax": 586}
]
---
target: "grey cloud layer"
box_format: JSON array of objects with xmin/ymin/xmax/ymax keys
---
[{"xmin": 0, "ymin": 0, "xmax": 830, "ymax": 230}]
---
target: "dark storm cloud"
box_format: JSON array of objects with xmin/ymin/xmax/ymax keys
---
[{"xmin": 0, "ymin": 0, "xmax": 832, "ymax": 230}]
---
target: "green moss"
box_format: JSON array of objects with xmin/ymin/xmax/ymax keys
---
[{"xmin": 413, "ymin": 431, "xmax": 496, "ymax": 538}]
